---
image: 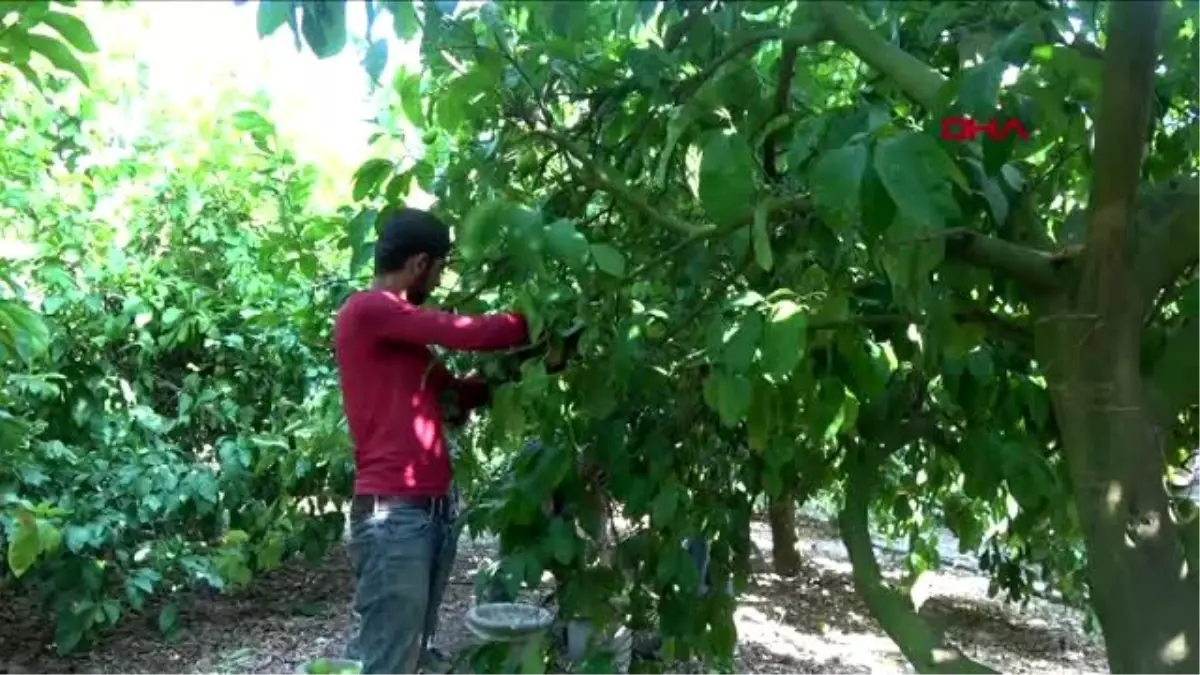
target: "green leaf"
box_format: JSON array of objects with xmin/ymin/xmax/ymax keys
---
[
  {"xmin": 872, "ymin": 132, "xmax": 962, "ymax": 229},
  {"xmin": 384, "ymin": 0, "xmax": 419, "ymax": 40},
  {"xmin": 650, "ymin": 479, "xmax": 680, "ymax": 527},
  {"xmin": 957, "ymin": 59, "xmax": 1006, "ymax": 119},
  {"xmin": 548, "ymin": 518, "xmax": 576, "ymax": 565},
  {"xmin": 698, "ymin": 132, "xmax": 758, "ymax": 227},
  {"xmin": 352, "ymin": 158, "xmax": 394, "ymax": 201},
  {"xmin": 721, "ymin": 312, "xmax": 763, "ymax": 374},
  {"xmin": 460, "ymin": 200, "xmax": 540, "ymax": 267},
  {"xmin": 98, "ymin": 599, "xmax": 121, "ymax": 626},
  {"xmin": 37, "ymin": 521, "xmax": 60, "ymax": 554},
  {"xmin": 161, "ymin": 308, "xmax": 182, "ymax": 325},
  {"xmin": 14, "ymin": 62, "xmax": 43, "ymax": 90},
  {"xmin": 231, "ymin": 110, "xmax": 275, "ymax": 153},
  {"xmin": 810, "ymin": 379, "xmax": 848, "ymax": 441},
  {"xmin": 347, "ymin": 208, "xmax": 378, "ymax": 250},
  {"xmin": 55, "ymin": 619, "xmax": 83, "ymax": 655},
  {"xmin": 350, "ymin": 239, "xmax": 376, "ymax": 276},
  {"xmin": 751, "ymin": 201, "xmax": 773, "ymax": 271},
  {"xmin": 0, "ymin": 300, "xmax": 51, "ymax": 363},
  {"xmin": 590, "ymin": 244, "xmax": 626, "ymax": 278},
  {"xmin": 546, "ymin": 1, "xmax": 587, "ymax": 39},
  {"xmin": 362, "ymin": 39, "xmax": 388, "ymax": 84},
  {"xmin": 158, "ymin": 602, "xmax": 179, "ymax": 634},
  {"xmin": 7, "ymin": 512, "xmax": 40, "ymax": 577},
  {"xmin": 25, "ymin": 33, "xmax": 89, "ymax": 85},
  {"xmin": 393, "ymin": 69, "xmax": 424, "ymax": 127},
  {"xmin": 761, "ymin": 300, "xmax": 807, "ymax": 379},
  {"xmin": 810, "ymin": 142, "xmax": 868, "ymax": 229},
  {"xmin": 965, "ymin": 348, "xmax": 995, "ymax": 383},
  {"xmin": 708, "ymin": 372, "xmax": 751, "ymax": 426},
  {"xmin": 64, "ymin": 524, "xmax": 91, "ymax": 553},
  {"xmin": 232, "ymin": 110, "xmax": 272, "ymax": 133},
  {"xmin": 880, "ymin": 217, "xmax": 946, "ymax": 305},
  {"xmin": 300, "ymin": 0, "xmax": 346, "ymax": 58},
  {"xmin": 40, "ymin": 10, "xmax": 98, "ymax": 53},
  {"xmin": 383, "ymin": 171, "xmax": 413, "ymax": 202},
  {"xmin": 786, "ymin": 116, "xmax": 828, "ymax": 171},
  {"xmin": 256, "ymin": 0, "xmax": 294, "ymax": 37},
  {"xmin": 544, "ymin": 219, "xmax": 590, "ymax": 270}
]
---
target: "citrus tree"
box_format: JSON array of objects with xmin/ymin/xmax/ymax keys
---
[
  {"xmin": 1, "ymin": 1, "xmax": 362, "ymax": 654},
  {"xmin": 261, "ymin": 0, "xmax": 1198, "ymax": 672}
]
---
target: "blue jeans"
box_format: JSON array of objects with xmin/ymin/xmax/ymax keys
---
[
  {"xmin": 686, "ymin": 538, "xmax": 734, "ymax": 596},
  {"xmin": 343, "ymin": 498, "xmax": 459, "ymax": 673}
]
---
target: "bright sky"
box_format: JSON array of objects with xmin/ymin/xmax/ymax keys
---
[{"xmin": 78, "ymin": 0, "xmax": 423, "ymax": 206}]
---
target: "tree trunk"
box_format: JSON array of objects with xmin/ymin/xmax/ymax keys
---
[
  {"xmin": 767, "ymin": 490, "xmax": 802, "ymax": 577},
  {"xmin": 1033, "ymin": 292, "xmax": 1199, "ymax": 673}
]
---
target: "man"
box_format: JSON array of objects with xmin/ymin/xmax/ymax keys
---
[{"xmin": 334, "ymin": 207, "xmax": 530, "ymax": 674}]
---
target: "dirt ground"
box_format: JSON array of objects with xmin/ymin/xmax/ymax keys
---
[{"xmin": 0, "ymin": 518, "xmax": 1107, "ymax": 674}]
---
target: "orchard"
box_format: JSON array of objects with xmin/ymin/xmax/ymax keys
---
[{"xmin": 0, "ymin": 1, "xmax": 1196, "ymax": 674}]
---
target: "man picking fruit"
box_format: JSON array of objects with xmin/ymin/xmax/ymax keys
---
[{"xmin": 333, "ymin": 207, "xmax": 530, "ymax": 674}]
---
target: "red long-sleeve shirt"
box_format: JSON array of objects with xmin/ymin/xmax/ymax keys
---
[{"xmin": 333, "ymin": 289, "xmax": 529, "ymax": 496}]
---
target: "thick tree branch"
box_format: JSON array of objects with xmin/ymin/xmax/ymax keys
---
[
  {"xmin": 1134, "ymin": 177, "xmax": 1199, "ymax": 307},
  {"xmin": 764, "ymin": 42, "xmax": 798, "ymax": 182},
  {"xmin": 943, "ymin": 229, "xmax": 1061, "ymax": 290},
  {"xmin": 813, "ymin": 2, "xmax": 947, "ymax": 110},
  {"xmin": 1081, "ymin": 1, "xmax": 1163, "ymax": 314},
  {"xmin": 839, "ymin": 444, "xmax": 998, "ymax": 674}
]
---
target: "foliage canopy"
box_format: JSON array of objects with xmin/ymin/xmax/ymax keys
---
[{"xmin": 1, "ymin": 1, "xmax": 1197, "ymax": 674}]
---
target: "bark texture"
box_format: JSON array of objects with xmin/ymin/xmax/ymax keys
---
[{"xmin": 767, "ymin": 490, "xmax": 801, "ymax": 577}]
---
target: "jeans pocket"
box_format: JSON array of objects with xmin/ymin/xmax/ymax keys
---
[
  {"xmin": 380, "ymin": 504, "xmax": 434, "ymax": 538},
  {"xmin": 349, "ymin": 504, "xmax": 434, "ymax": 550}
]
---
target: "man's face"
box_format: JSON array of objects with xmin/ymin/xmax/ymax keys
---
[{"xmin": 407, "ymin": 254, "xmax": 445, "ymax": 305}]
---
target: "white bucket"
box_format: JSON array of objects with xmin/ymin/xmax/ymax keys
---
[{"xmin": 565, "ymin": 620, "xmax": 632, "ymax": 674}]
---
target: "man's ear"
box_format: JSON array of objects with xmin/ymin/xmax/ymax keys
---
[{"xmin": 410, "ymin": 252, "xmax": 430, "ymax": 275}]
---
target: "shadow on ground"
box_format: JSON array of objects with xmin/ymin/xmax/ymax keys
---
[{"xmin": 0, "ymin": 521, "xmax": 1106, "ymax": 674}]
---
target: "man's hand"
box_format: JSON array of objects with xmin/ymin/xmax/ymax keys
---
[
  {"xmin": 470, "ymin": 321, "xmax": 584, "ymax": 387},
  {"xmin": 507, "ymin": 320, "xmax": 585, "ymax": 375}
]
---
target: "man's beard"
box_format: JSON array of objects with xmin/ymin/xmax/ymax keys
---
[{"xmin": 407, "ymin": 268, "xmax": 435, "ymax": 305}]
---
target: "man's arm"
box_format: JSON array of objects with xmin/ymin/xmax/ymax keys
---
[
  {"xmin": 428, "ymin": 355, "xmax": 495, "ymax": 424},
  {"xmin": 360, "ymin": 291, "xmax": 529, "ymax": 352}
]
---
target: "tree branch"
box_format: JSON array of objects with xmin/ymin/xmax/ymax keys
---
[
  {"xmin": 1080, "ymin": 1, "xmax": 1164, "ymax": 314},
  {"xmin": 943, "ymin": 229, "xmax": 1061, "ymax": 291},
  {"xmin": 839, "ymin": 443, "xmax": 998, "ymax": 674},
  {"xmin": 530, "ymin": 128, "xmax": 711, "ymax": 237},
  {"xmin": 629, "ymin": 195, "xmax": 812, "ymax": 280},
  {"xmin": 764, "ymin": 42, "xmax": 798, "ymax": 182},
  {"xmin": 674, "ymin": 25, "xmax": 825, "ymax": 101},
  {"xmin": 663, "ymin": 6, "xmax": 707, "ymax": 52},
  {"xmin": 813, "ymin": 2, "xmax": 947, "ymax": 110},
  {"xmin": 1134, "ymin": 176, "xmax": 1199, "ymax": 307}
]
